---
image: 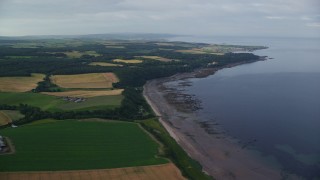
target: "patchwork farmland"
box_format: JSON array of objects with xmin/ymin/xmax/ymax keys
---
[{"xmin": 0, "ymin": 38, "xmax": 259, "ymax": 179}]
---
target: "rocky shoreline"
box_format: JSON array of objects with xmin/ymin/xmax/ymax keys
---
[{"xmin": 143, "ymin": 60, "xmax": 293, "ymax": 180}]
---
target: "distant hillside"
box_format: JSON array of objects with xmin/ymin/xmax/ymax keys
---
[{"xmin": 0, "ymin": 33, "xmax": 180, "ymax": 40}]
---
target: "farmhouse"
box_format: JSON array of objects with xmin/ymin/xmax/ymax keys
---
[
  {"xmin": 0, "ymin": 136, "xmax": 6, "ymax": 152},
  {"xmin": 62, "ymin": 96, "xmax": 86, "ymax": 103}
]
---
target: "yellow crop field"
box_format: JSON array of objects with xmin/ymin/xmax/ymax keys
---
[
  {"xmin": 50, "ymin": 73, "xmax": 119, "ymax": 89},
  {"xmin": 42, "ymin": 89, "xmax": 123, "ymax": 98},
  {"xmin": 0, "ymin": 73, "xmax": 45, "ymax": 92},
  {"xmin": 89, "ymin": 62, "xmax": 123, "ymax": 67},
  {"xmin": 113, "ymin": 59, "xmax": 143, "ymax": 64},
  {"xmin": 0, "ymin": 163, "xmax": 185, "ymax": 180},
  {"xmin": 139, "ymin": 56, "xmax": 172, "ymax": 62}
]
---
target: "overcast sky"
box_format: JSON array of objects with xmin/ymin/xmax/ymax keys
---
[{"xmin": 0, "ymin": 0, "xmax": 319, "ymax": 37}]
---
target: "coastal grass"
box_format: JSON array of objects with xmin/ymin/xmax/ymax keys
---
[
  {"xmin": 113, "ymin": 59, "xmax": 143, "ymax": 64},
  {"xmin": 0, "ymin": 110, "xmax": 24, "ymax": 126},
  {"xmin": 0, "ymin": 73, "xmax": 45, "ymax": 92},
  {"xmin": 41, "ymin": 89, "xmax": 124, "ymax": 98},
  {"xmin": 0, "ymin": 92, "xmax": 123, "ymax": 111},
  {"xmin": 139, "ymin": 118, "xmax": 212, "ymax": 180},
  {"xmin": 89, "ymin": 62, "xmax": 123, "ymax": 67},
  {"xmin": 0, "ymin": 119, "xmax": 168, "ymax": 171},
  {"xmin": 50, "ymin": 73, "xmax": 119, "ymax": 89}
]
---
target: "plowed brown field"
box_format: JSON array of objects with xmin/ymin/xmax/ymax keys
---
[{"xmin": 0, "ymin": 163, "xmax": 185, "ymax": 180}]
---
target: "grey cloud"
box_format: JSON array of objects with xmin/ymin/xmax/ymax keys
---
[{"xmin": 0, "ymin": 0, "xmax": 319, "ymax": 37}]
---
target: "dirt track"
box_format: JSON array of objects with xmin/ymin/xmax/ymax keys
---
[{"xmin": 0, "ymin": 163, "xmax": 185, "ymax": 180}]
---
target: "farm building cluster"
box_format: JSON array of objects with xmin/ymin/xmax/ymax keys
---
[
  {"xmin": 62, "ymin": 96, "xmax": 86, "ymax": 103},
  {"xmin": 0, "ymin": 135, "xmax": 7, "ymax": 152}
]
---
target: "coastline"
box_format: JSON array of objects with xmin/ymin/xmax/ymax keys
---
[{"xmin": 143, "ymin": 62, "xmax": 286, "ymax": 180}]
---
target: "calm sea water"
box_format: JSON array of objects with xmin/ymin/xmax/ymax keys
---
[{"xmin": 170, "ymin": 36, "xmax": 320, "ymax": 179}]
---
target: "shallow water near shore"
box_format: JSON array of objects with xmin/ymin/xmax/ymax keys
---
[{"xmin": 169, "ymin": 36, "xmax": 320, "ymax": 179}]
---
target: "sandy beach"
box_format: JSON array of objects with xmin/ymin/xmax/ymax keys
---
[{"xmin": 143, "ymin": 67, "xmax": 291, "ymax": 180}]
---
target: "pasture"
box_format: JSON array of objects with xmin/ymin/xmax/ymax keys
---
[
  {"xmin": 50, "ymin": 73, "xmax": 119, "ymax": 89},
  {"xmin": 0, "ymin": 74, "xmax": 45, "ymax": 92},
  {"xmin": 89, "ymin": 62, "xmax": 123, "ymax": 67},
  {"xmin": 0, "ymin": 120, "xmax": 167, "ymax": 171},
  {"xmin": 0, "ymin": 92, "xmax": 122, "ymax": 111},
  {"xmin": 42, "ymin": 89, "xmax": 123, "ymax": 98},
  {"xmin": 113, "ymin": 59, "xmax": 143, "ymax": 64},
  {"xmin": 0, "ymin": 163, "xmax": 185, "ymax": 180},
  {"xmin": 0, "ymin": 110, "xmax": 24, "ymax": 126}
]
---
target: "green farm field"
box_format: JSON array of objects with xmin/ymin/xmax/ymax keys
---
[
  {"xmin": 0, "ymin": 119, "xmax": 167, "ymax": 171},
  {"xmin": 0, "ymin": 92, "xmax": 123, "ymax": 111}
]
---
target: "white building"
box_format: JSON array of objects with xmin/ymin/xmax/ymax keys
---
[{"xmin": 0, "ymin": 140, "xmax": 5, "ymax": 147}]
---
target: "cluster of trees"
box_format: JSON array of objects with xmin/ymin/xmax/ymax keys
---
[
  {"xmin": 33, "ymin": 75, "xmax": 60, "ymax": 92},
  {"xmin": 114, "ymin": 65, "xmax": 190, "ymax": 87},
  {"xmin": 119, "ymin": 87, "xmax": 152, "ymax": 119}
]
